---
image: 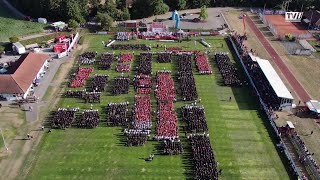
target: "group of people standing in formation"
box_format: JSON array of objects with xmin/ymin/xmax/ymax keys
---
[
  {"xmin": 155, "ymin": 71, "xmax": 179, "ymax": 142},
  {"xmin": 195, "ymin": 52, "xmax": 212, "ymax": 74},
  {"xmin": 177, "ymin": 53, "xmax": 198, "ymax": 101},
  {"xmin": 112, "ymin": 76, "xmax": 130, "ymax": 95},
  {"xmin": 79, "ymin": 51, "xmax": 96, "ymax": 65},
  {"xmin": 214, "ymin": 53, "xmax": 241, "ymax": 86},
  {"xmin": 116, "ymin": 53, "xmax": 133, "ymax": 72},
  {"xmin": 110, "ymin": 44, "xmax": 150, "ymax": 51},
  {"xmin": 52, "ymin": 48, "xmax": 221, "ymax": 177},
  {"xmin": 232, "ymin": 33, "xmax": 280, "ymax": 110}
]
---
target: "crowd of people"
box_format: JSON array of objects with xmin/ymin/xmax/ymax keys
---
[
  {"xmin": 189, "ymin": 135, "xmax": 219, "ymax": 180},
  {"xmin": 116, "ymin": 32, "xmax": 130, "ymax": 41},
  {"xmin": 110, "ymin": 44, "xmax": 150, "ymax": 51},
  {"xmin": 133, "ymin": 74, "xmax": 152, "ymax": 94},
  {"xmin": 69, "ymin": 67, "xmax": 94, "ymax": 88},
  {"xmin": 137, "ymin": 53, "xmax": 152, "ymax": 75},
  {"xmin": 232, "ymin": 33, "xmax": 280, "ymax": 109},
  {"xmin": 126, "ymin": 96, "xmax": 152, "ymax": 146},
  {"xmin": 138, "ymin": 31, "xmax": 177, "ymax": 40},
  {"xmin": 106, "ymin": 102, "xmax": 129, "ymax": 126},
  {"xmin": 214, "ymin": 53, "xmax": 241, "ymax": 86},
  {"xmin": 132, "ymin": 96, "xmax": 152, "ymax": 130},
  {"xmin": 78, "ymin": 110, "xmax": 100, "ymax": 128},
  {"xmin": 194, "ymin": 52, "xmax": 212, "ymax": 74},
  {"xmin": 155, "ymin": 71, "xmax": 176, "ymax": 102},
  {"xmin": 177, "ymin": 53, "xmax": 198, "ymax": 101},
  {"xmin": 79, "ymin": 52, "xmax": 96, "ymax": 65},
  {"xmin": 112, "ymin": 76, "xmax": 130, "ymax": 95},
  {"xmin": 293, "ymin": 134, "xmax": 320, "ymax": 175},
  {"xmin": 91, "ymin": 75, "xmax": 108, "ymax": 92},
  {"xmin": 116, "ymin": 64, "xmax": 131, "ymax": 72},
  {"xmin": 163, "ymin": 139, "xmax": 183, "ymax": 155},
  {"xmin": 83, "ymin": 92, "xmax": 101, "ymax": 103},
  {"xmin": 182, "ymin": 105, "xmax": 208, "ymax": 133},
  {"xmin": 124, "ymin": 129, "xmax": 150, "ymax": 146},
  {"xmin": 100, "ymin": 53, "xmax": 114, "ymax": 70},
  {"xmin": 65, "ymin": 90, "xmax": 84, "ymax": 98},
  {"xmin": 157, "ymin": 52, "xmax": 172, "ymax": 63},
  {"xmin": 119, "ymin": 53, "xmax": 134, "ymax": 63},
  {"xmin": 116, "ymin": 53, "xmax": 134, "ymax": 72},
  {"xmin": 51, "ymin": 108, "xmax": 78, "ymax": 129}
]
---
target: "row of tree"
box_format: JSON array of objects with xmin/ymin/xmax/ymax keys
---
[{"xmin": 8, "ymin": 0, "xmax": 320, "ymax": 29}]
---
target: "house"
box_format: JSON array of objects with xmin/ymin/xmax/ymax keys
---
[
  {"xmin": 0, "ymin": 52, "xmax": 49, "ymax": 100},
  {"xmin": 303, "ymin": 10, "xmax": 320, "ymax": 28}
]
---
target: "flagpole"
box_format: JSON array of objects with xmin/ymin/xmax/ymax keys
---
[{"xmin": 0, "ymin": 128, "xmax": 9, "ymax": 152}]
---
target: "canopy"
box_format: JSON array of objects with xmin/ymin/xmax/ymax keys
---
[
  {"xmin": 250, "ymin": 53, "xmax": 294, "ymax": 100},
  {"xmin": 306, "ymin": 100, "xmax": 320, "ymax": 114},
  {"xmin": 286, "ymin": 121, "xmax": 295, "ymax": 129}
]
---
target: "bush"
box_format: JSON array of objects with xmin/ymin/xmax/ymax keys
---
[
  {"xmin": 68, "ymin": 19, "xmax": 79, "ymax": 29},
  {"xmin": 9, "ymin": 36, "xmax": 19, "ymax": 43},
  {"xmin": 0, "ymin": 45, "xmax": 5, "ymax": 52}
]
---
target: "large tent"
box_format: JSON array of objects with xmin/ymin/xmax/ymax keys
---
[
  {"xmin": 249, "ymin": 53, "xmax": 294, "ymax": 107},
  {"xmin": 306, "ymin": 100, "xmax": 320, "ymax": 114}
]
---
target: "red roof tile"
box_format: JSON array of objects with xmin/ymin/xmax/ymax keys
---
[{"xmin": 0, "ymin": 52, "xmax": 49, "ymax": 94}]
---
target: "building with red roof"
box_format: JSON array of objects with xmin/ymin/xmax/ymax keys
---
[{"xmin": 0, "ymin": 52, "xmax": 49, "ymax": 100}]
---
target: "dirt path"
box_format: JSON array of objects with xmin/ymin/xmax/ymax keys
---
[{"xmin": 0, "ymin": 40, "xmax": 89, "ymax": 180}]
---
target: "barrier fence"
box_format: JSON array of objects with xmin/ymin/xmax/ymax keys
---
[{"xmin": 229, "ymin": 36, "xmax": 304, "ymax": 179}]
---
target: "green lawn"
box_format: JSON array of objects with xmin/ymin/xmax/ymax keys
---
[
  {"xmin": 25, "ymin": 35, "xmax": 289, "ymax": 179},
  {"xmin": 0, "ymin": 5, "xmax": 45, "ymax": 41}
]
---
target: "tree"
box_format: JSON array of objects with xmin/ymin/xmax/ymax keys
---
[
  {"xmin": 61, "ymin": 0, "xmax": 85, "ymax": 23},
  {"xmin": 164, "ymin": 0, "xmax": 186, "ymax": 10},
  {"xmin": 152, "ymin": 0, "xmax": 169, "ymax": 15},
  {"xmin": 68, "ymin": 19, "xmax": 79, "ymax": 28},
  {"xmin": 9, "ymin": 37, "xmax": 19, "ymax": 43},
  {"xmin": 199, "ymin": 5, "xmax": 208, "ymax": 21},
  {"xmin": 122, "ymin": 7, "xmax": 130, "ymax": 20},
  {"xmin": 0, "ymin": 46, "xmax": 5, "ymax": 57},
  {"xmin": 131, "ymin": 0, "xmax": 152, "ymax": 19},
  {"xmin": 96, "ymin": 12, "xmax": 113, "ymax": 31}
]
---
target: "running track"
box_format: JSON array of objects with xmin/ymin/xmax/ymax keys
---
[{"xmin": 244, "ymin": 15, "xmax": 311, "ymax": 103}]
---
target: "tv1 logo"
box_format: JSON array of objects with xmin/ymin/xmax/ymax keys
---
[{"xmin": 285, "ymin": 12, "xmax": 303, "ymax": 22}]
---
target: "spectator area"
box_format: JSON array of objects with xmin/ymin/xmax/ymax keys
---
[{"xmin": 250, "ymin": 53, "xmax": 294, "ymax": 106}]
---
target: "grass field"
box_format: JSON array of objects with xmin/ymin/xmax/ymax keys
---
[
  {"xmin": 24, "ymin": 35, "xmax": 289, "ymax": 179},
  {"xmin": 0, "ymin": 5, "xmax": 45, "ymax": 41}
]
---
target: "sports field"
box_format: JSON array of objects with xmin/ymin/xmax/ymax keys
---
[
  {"xmin": 0, "ymin": 5, "xmax": 45, "ymax": 41},
  {"xmin": 24, "ymin": 35, "xmax": 289, "ymax": 179}
]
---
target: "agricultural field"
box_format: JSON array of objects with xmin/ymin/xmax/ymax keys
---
[
  {"xmin": 0, "ymin": 5, "xmax": 45, "ymax": 41},
  {"xmin": 23, "ymin": 35, "xmax": 289, "ymax": 179}
]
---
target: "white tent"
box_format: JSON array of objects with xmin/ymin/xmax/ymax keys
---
[
  {"xmin": 12, "ymin": 42, "xmax": 26, "ymax": 54},
  {"xmin": 38, "ymin": 18, "xmax": 47, "ymax": 24},
  {"xmin": 249, "ymin": 53, "xmax": 294, "ymax": 107},
  {"xmin": 306, "ymin": 100, "xmax": 320, "ymax": 114}
]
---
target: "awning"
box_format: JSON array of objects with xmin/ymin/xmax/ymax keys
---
[
  {"xmin": 286, "ymin": 121, "xmax": 295, "ymax": 129},
  {"xmin": 306, "ymin": 100, "xmax": 320, "ymax": 114}
]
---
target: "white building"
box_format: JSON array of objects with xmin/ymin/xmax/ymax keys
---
[{"xmin": 0, "ymin": 52, "xmax": 49, "ymax": 100}]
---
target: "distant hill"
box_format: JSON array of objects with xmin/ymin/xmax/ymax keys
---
[{"xmin": 0, "ymin": 4, "xmax": 45, "ymax": 42}]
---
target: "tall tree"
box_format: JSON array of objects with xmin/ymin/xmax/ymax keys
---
[
  {"xmin": 164, "ymin": 0, "xmax": 186, "ymax": 10},
  {"xmin": 199, "ymin": 5, "xmax": 208, "ymax": 20},
  {"xmin": 96, "ymin": 12, "xmax": 113, "ymax": 30},
  {"xmin": 61, "ymin": 0, "xmax": 85, "ymax": 23},
  {"xmin": 122, "ymin": 7, "xmax": 131, "ymax": 20},
  {"xmin": 152, "ymin": 0, "xmax": 170, "ymax": 15}
]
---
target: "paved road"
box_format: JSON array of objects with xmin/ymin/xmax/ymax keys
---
[
  {"xmin": 22, "ymin": 55, "xmax": 70, "ymax": 122},
  {"xmin": 245, "ymin": 15, "xmax": 311, "ymax": 103}
]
